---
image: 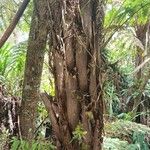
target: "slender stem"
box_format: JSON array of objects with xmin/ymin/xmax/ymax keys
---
[{"xmin": 0, "ymin": 0, "xmax": 30, "ymax": 48}]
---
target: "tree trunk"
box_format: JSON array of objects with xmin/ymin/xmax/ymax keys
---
[
  {"xmin": 0, "ymin": 0, "xmax": 30, "ymax": 48},
  {"xmin": 133, "ymin": 23, "xmax": 150, "ymax": 125},
  {"xmin": 42, "ymin": 0, "xmax": 105, "ymax": 149},
  {"xmin": 20, "ymin": 0, "xmax": 49, "ymax": 140}
]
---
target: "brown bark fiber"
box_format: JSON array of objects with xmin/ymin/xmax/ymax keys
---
[{"xmin": 43, "ymin": 0, "xmax": 105, "ymax": 149}]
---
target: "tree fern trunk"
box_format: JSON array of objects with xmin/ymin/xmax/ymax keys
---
[{"xmin": 43, "ymin": 0, "xmax": 105, "ymax": 149}]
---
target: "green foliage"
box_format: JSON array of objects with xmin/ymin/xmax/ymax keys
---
[
  {"xmin": 105, "ymin": 120, "xmax": 150, "ymax": 143},
  {"xmin": 0, "ymin": 129, "xmax": 9, "ymax": 150},
  {"xmin": 104, "ymin": 0, "xmax": 150, "ymax": 120},
  {"xmin": 40, "ymin": 53, "xmax": 55, "ymax": 96},
  {"xmin": 106, "ymin": 30, "xmax": 136, "ymax": 73},
  {"xmin": 38, "ymin": 102, "xmax": 48, "ymax": 119},
  {"xmin": 103, "ymin": 137, "xmax": 128, "ymax": 150},
  {"xmin": 0, "ymin": 0, "xmax": 32, "ymax": 33},
  {"xmin": 104, "ymin": 134, "xmax": 149, "ymax": 150},
  {"xmin": 127, "ymin": 131, "xmax": 149, "ymax": 150},
  {"xmin": 104, "ymin": 120, "xmax": 150, "ymax": 150},
  {"xmin": 105, "ymin": 0, "xmax": 150, "ymax": 29},
  {"xmin": 36, "ymin": 102, "xmax": 49, "ymax": 136},
  {"xmin": 124, "ymin": 0, "xmax": 150, "ymax": 25},
  {"xmin": 18, "ymin": 0, "xmax": 33, "ymax": 32},
  {"xmin": 0, "ymin": 44, "xmax": 12, "ymax": 77},
  {"xmin": 72, "ymin": 123, "xmax": 87, "ymax": 143},
  {"xmin": 0, "ymin": 42, "xmax": 26, "ymax": 95},
  {"xmin": 0, "ymin": 0, "xmax": 31, "ymax": 95},
  {"xmin": 104, "ymin": 81, "xmax": 120, "ymax": 116},
  {"xmin": 11, "ymin": 137, "xmax": 56, "ymax": 150},
  {"xmin": 117, "ymin": 112, "xmax": 133, "ymax": 121}
]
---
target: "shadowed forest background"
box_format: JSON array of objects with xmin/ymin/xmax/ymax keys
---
[{"xmin": 0, "ymin": 0, "xmax": 150, "ymax": 150}]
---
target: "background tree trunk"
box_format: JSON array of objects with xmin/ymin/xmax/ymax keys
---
[
  {"xmin": 20, "ymin": 0, "xmax": 49, "ymax": 140},
  {"xmin": 132, "ymin": 23, "xmax": 150, "ymax": 126},
  {"xmin": 42, "ymin": 0, "xmax": 105, "ymax": 149}
]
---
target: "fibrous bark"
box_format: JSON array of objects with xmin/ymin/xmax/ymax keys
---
[{"xmin": 42, "ymin": 0, "xmax": 105, "ymax": 149}]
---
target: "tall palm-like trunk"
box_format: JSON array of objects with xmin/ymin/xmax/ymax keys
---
[
  {"xmin": 135, "ymin": 24, "xmax": 147, "ymax": 80},
  {"xmin": 42, "ymin": 0, "xmax": 105, "ymax": 149},
  {"xmin": 133, "ymin": 23, "xmax": 150, "ymax": 126},
  {"xmin": 20, "ymin": 0, "xmax": 49, "ymax": 139}
]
